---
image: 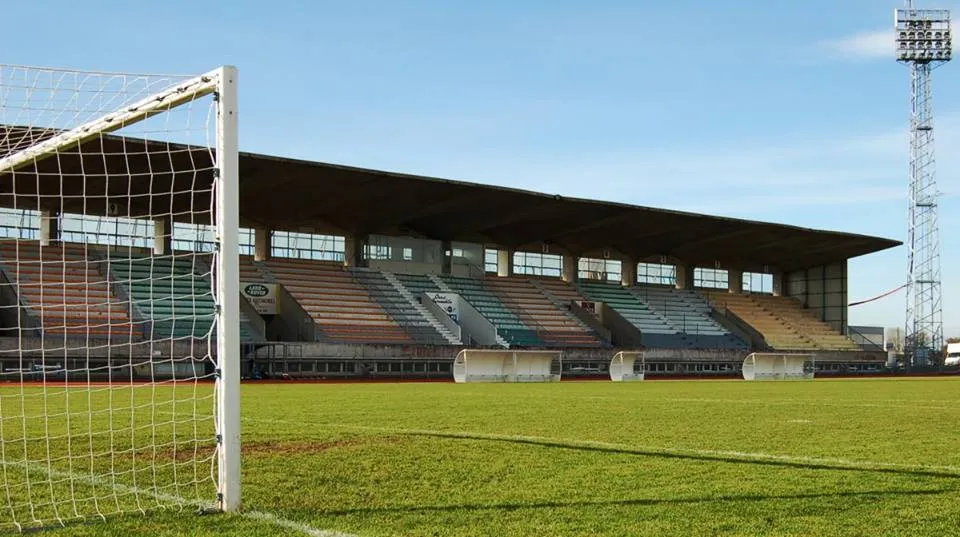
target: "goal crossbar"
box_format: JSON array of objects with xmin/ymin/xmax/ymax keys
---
[{"xmin": 0, "ymin": 70, "xmax": 220, "ymax": 175}]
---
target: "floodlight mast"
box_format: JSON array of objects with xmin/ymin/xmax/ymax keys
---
[{"xmin": 895, "ymin": 2, "xmax": 951, "ymax": 367}]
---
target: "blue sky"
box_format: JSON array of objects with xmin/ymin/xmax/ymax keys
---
[{"xmin": 2, "ymin": 0, "xmax": 958, "ymax": 336}]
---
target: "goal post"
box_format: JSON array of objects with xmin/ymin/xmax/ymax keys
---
[
  {"xmin": 453, "ymin": 349, "xmax": 562, "ymax": 383},
  {"xmin": 609, "ymin": 351, "xmax": 645, "ymax": 381},
  {"xmin": 0, "ymin": 64, "xmax": 240, "ymax": 530},
  {"xmin": 742, "ymin": 352, "xmax": 815, "ymax": 381}
]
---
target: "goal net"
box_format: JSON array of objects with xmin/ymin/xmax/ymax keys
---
[
  {"xmin": 453, "ymin": 349, "xmax": 562, "ymax": 383},
  {"xmin": 609, "ymin": 351, "xmax": 645, "ymax": 382},
  {"xmin": 742, "ymin": 353, "xmax": 815, "ymax": 381},
  {"xmin": 0, "ymin": 64, "xmax": 239, "ymax": 531}
]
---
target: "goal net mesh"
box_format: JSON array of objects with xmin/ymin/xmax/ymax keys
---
[{"xmin": 0, "ymin": 65, "xmax": 229, "ymax": 530}]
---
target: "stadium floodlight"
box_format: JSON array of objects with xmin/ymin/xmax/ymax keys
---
[
  {"xmin": 895, "ymin": 2, "xmax": 950, "ymax": 367},
  {"xmin": 895, "ymin": 8, "xmax": 952, "ymax": 63},
  {"xmin": 0, "ymin": 64, "xmax": 239, "ymax": 530}
]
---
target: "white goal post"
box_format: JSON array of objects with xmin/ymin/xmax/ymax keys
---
[
  {"xmin": 453, "ymin": 349, "xmax": 562, "ymax": 383},
  {"xmin": 609, "ymin": 351, "xmax": 645, "ymax": 382},
  {"xmin": 0, "ymin": 64, "xmax": 240, "ymax": 530},
  {"xmin": 742, "ymin": 353, "xmax": 815, "ymax": 381}
]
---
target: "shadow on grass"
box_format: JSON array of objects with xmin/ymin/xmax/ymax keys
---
[
  {"xmin": 319, "ymin": 487, "xmax": 955, "ymax": 517},
  {"xmin": 397, "ymin": 430, "xmax": 960, "ymax": 480}
]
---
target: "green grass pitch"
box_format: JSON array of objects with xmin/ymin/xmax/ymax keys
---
[{"xmin": 10, "ymin": 377, "xmax": 960, "ymax": 536}]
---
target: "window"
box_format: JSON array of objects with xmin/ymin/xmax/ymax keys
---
[
  {"xmin": 402, "ymin": 247, "xmax": 414, "ymax": 261},
  {"xmin": 694, "ymin": 267, "xmax": 728, "ymax": 289},
  {"xmin": 272, "ymin": 232, "xmax": 344, "ymax": 261},
  {"xmin": 173, "ymin": 222, "xmax": 216, "ymax": 252},
  {"xmin": 579, "ymin": 258, "xmax": 621, "ymax": 283},
  {"xmin": 513, "ymin": 252, "xmax": 562, "ymax": 278},
  {"xmin": 364, "ymin": 244, "xmax": 391, "ymax": 260},
  {"xmin": 743, "ymin": 272, "xmax": 773, "ymax": 294},
  {"xmin": 0, "ymin": 209, "xmax": 39, "ymax": 240},
  {"xmin": 485, "ymin": 249, "xmax": 499, "ymax": 273},
  {"xmin": 56, "ymin": 214, "xmax": 154, "ymax": 248},
  {"xmin": 638, "ymin": 263, "xmax": 676, "ymax": 286}
]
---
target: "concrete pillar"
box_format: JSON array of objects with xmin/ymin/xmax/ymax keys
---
[
  {"xmin": 344, "ymin": 234, "xmax": 368, "ymax": 268},
  {"xmin": 675, "ymin": 263, "xmax": 694, "ymax": 290},
  {"xmin": 562, "ymin": 254, "xmax": 578, "ymax": 283},
  {"xmin": 496, "ymin": 249, "xmax": 514, "ymax": 277},
  {"xmin": 254, "ymin": 227, "xmax": 271, "ymax": 261},
  {"xmin": 621, "ymin": 258, "xmax": 637, "ymax": 287},
  {"xmin": 772, "ymin": 272, "xmax": 784, "ymax": 296},
  {"xmin": 39, "ymin": 209, "xmax": 60, "ymax": 247},
  {"xmin": 727, "ymin": 269, "xmax": 743, "ymax": 294},
  {"xmin": 153, "ymin": 216, "xmax": 172, "ymax": 256},
  {"xmin": 441, "ymin": 240, "xmax": 452, "ymax": 275}
]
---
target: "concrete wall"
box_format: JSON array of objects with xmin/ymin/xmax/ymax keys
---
[{"xmin": 785, "ymin": 260, "xmax": 848, "ymax": 333}]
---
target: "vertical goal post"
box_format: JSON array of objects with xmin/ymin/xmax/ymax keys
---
[{"xmin": 0, "ymin": 64, "xmax": 240, "ymax": 530}]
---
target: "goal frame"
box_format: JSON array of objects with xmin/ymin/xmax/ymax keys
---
[
  {"xmin": 609, "ymin": 351, "xmax": 645, "ymax": 381},
  {"xmin": 742, "ymin": 352, "xmax": 815, "ymax": 381},
  {"xmin": 0, "ymin": 65, "xmax": 241, "ymax": 514},
  {"xmin": 453, "ymin": 349, "xmax": 562, "ymax": 383}
]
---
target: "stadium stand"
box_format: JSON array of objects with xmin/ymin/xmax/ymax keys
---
[
  {"xmin": 485, "ymin": 277, "xmax": 604, "ymax": 347},
  {"xmin": 351, "ymin": 269, "xmax": 458, "ymax": 345},
  {"xmin": 631, "ymin": 286, "xmax": 747, "ymax": 350},
  {"xmin": 438, "ymin": 275, "xmax": 543, "ymax": 347},
  {"xmin": 108, "ymin": 253, "xmax": 219, "ymax": 340},
  {"xmin": 703, "ymin": 291, "xmax": 858, "ymax": 351},
  {"xmin": 750, "ymin": 294, "xmax": 859, "ymax": 350},
  {"xmin": 261, "ymin": 258, "xmax": 411, "ymax": 344},
  {"xmin": 0, "ymin": 241, "xmax": 135, "ymax": 340},
  {"xmin": 577, "ymin": 280, "xmax": 687, "ymax": 348}
]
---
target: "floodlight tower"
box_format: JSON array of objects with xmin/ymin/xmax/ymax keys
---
[{"xmin": 895, "ymin": 2, "xmax": 951, "ymax": 366}]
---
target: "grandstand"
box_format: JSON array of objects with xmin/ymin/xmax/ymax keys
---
[{"xmin": 0, "ymin": 133, "xmax": 899, "ymax": 379}]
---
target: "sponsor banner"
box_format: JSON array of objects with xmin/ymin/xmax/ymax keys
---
[
  {"xmin": 242, "ymin": 282, "xmax": 278, "ymax": 315},
  {"xmin": 427, "ymin": 292, "xmax": 459, "ymax": 322}
]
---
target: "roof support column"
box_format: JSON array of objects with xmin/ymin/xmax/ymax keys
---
[
  {"xmin": 772, "ymin": 272, "xmax": 784, "ymax": 296},
  {"xmin": 344, "ymin": 234, "xmax": 368, "ymax": 268},
  {"xmin": 562, "ymin": 254, "xmax": 578, "ymax": 284},
  {"xmin": 154, "ymin": 215, "xmax": 172, "ymax": 256},
  {"xmin": 441, "ymin": 240, "xmax": 453, "ymax": 275},
  {"xmin": 253, "ymin": 227, "xmax": 271, "ymax": 261},
  {"xmin": 496, "ymin": 248, "xmax": 514, "ymax": 277},
  {"xmin": 727, "ymin": 269, "xmax": 742, "ymax": 294},
  {"xmin": 39, "ymin": 208, "xmax": 60, "ymax": 247},
  {"xmin": 675, "ymin": 263, "xmax": 694, "ymax": 290},
  {"xmin": 621, "ymin": 258, "xmax": 637, "ymax": 287}
]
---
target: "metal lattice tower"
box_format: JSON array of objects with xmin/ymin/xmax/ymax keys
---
[{"xmin": 895, "ymin": 3, "xmax": 951, "ymax": 366}]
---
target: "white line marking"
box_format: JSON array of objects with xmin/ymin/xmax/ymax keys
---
[
  {"xmin": 0, "ymin": 459, "xmax": 357, "ymax": 537},
  {"xmin": 246, "ymin": 418, "xmax": 960, "ymax": 478}
]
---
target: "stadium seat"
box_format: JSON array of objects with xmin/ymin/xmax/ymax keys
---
[
  {"xmin": 631, "ymin": 286, "xmax": 747, "ymax": 350},
  {"xmin": 260, "ymin": 258, "xmax": 412, "ymax": 345},
  {"xmin": 350, "ymin": 269, "xmax": 455, "ymax": 345},
  {"xmin": 703, "ymin": 291, "xmax": 859, "ymax": 351},
  {"xmin": 0, "ymin": 240, "xmax": 137, "ymax": 340},
  {"xmin": 438, "ymin": 275, "xmax": 543, "ymax": 347},
  {"xmin": 484, "ymin": 277, "xmax": 604, "ymax": 347}
]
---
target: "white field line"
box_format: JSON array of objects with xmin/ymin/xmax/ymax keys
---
[
  {"xmin": 440, "ymin": 393, "xmax": 958, "ymax": 411},
  {"xmin": 664, "ymin": 397, "xmax": 957, "ymax": 410},
  {"xmin": 0, "ymin": 459, "xmax": 356, "ymax": 537},
  {"xmin": 245, "ymin": 417, "xmax": 960, "ymax": 477}
]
